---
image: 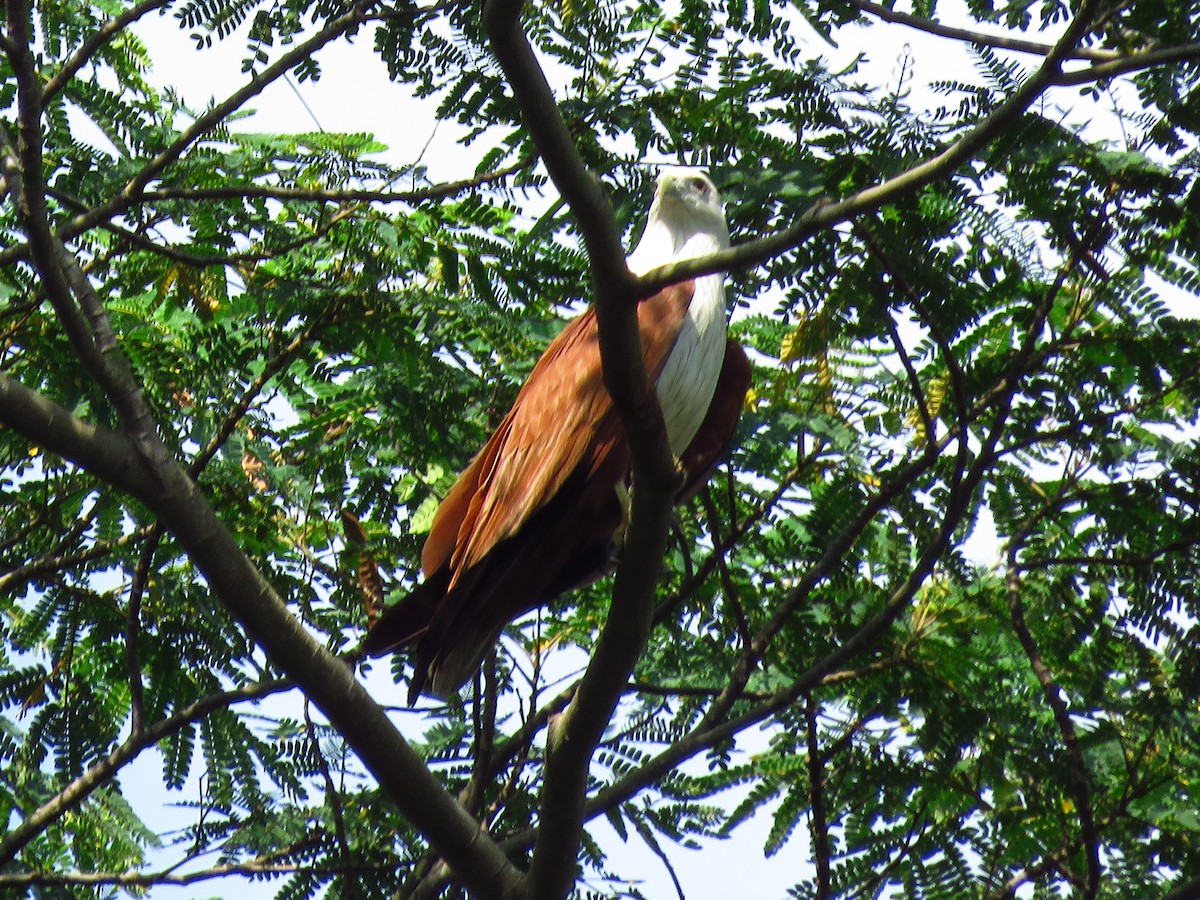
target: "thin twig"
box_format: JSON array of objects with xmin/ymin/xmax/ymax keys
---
[
  {"xmin": 1005, "ymin": 555, "xmax": 1102, "ymax": 896},
  {"xmin": 0, "ymin": 860, "xmax": 391, "ymax": 889},
  {"xmin": 853, "ymin": 222, "xmax": 935, "ymax": 449},
  {"xmin": 141, "ymin": 156, "xmax": 534, "ymax": 206},
  {"xmin": 804, "ymin": 694, "xmax": 832, "ymax": 900},
  {"xmin": 0, "ymin": 520, "xmax": 155, "ymax": 598},
  {"xmin": 41, "ymin": 0, "xmax": 173, "ymax": 103},
  {"xmin": 699, "ymin": 489, "xmax": 752, "ymax": 652},
  {"xmin": 629, "ymin": 807, "xmax": 685, "ymax": 900},
  {"xmin": 125, "ymin": 529, "xmax": 162, "ymax": 733},
  {"xmin": 56, "ymin": 4, "xmax": 377, "ymax": 245},
  {"xmin": 1052, "ymin": 42, "xmax": 1200, "ymax": 86},
  {"xmin": 632, "ymin": 0, "xmax": 1105, "ymax": 297},
  {"xmin": 304, "ymin": 700, "xmax": 359, "ymax": 900},
  {"xmin": 1017, "ymin": 533, "xmax": 1200, "ymax": 572}
]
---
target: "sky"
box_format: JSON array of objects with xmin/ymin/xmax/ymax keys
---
[{"xmin": 53, "ymin": 2, "xmax": 1182, "ymax": 898}]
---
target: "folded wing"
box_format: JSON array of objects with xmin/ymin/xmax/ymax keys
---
[{"xmin": 362, "ymin": 281, "xmax": 750, "ymax": 699}]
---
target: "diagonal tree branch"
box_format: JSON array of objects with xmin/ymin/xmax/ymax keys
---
[
  {"xmin": 41, "ymin": 0, "xmax": 173, "ymax": 104},
  {"xmin": 0, "ymin": 370, "xmax": 525, "ymax": 899},
  {"xmin": 471, "ymin": 3, "xmax": 1103, "ymax": 895},
  {"xmin": 845, "ymin": 0, "xmax": 1119, "ymax": 62},
  {"xmin": 0, "ymin": 676, "xmax": 290, "ymax": 865},
  {"xmin": 496, "ymin": 134, "xmax": 1095, "ymax": 870},
  {"xmin": 3, "ymin": 10, "xmax": 524, "ymax": 883},
  {"xmin": 1005, "ymin": 559, "xmax": 1102, "ymax": 897},
  {"xmin": 631, "ymin": 0, "xmax": 1105, "ymax": 297}
]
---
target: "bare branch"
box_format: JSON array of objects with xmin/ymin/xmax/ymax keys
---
[
  {"xmin": 628, "ymin": 807, "xmax": 685, "ymax": 900},
  {"xmin": 628, "ymin": 681, "xmax": 770, "ymax": 701},
  {"xmin": 845, "ymin": 0, "xmax": 1119, "ymax": 62},
  {"xmin": 40, "ymin": 184, "xmax": 365, "ymax": 269}
]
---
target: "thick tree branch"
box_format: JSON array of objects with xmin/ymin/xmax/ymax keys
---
[
  {"xmin": 3, "ymin": 37, "xmax": 524, "ymax": 889},
  {"xmin": 482, "ymin": 0, "xmax": 681, "ymax": 896},
  {"xmin": 0, "ymin": 374, "xmax": 153, "ymax": 497},
  {"xmin": 496, "ymin": 143, "xmax": 1091, "ymax": 860},
  {"xmin": 2, "ymin": 39, "xmax": 175, "ymax": 465},
  {"xmin": 0, "ymin": 371, "xmax": 524, "ymax": 896}
]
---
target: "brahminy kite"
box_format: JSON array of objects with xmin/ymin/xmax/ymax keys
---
[{"xmin": 363, "ymin": 169, "xmax": 750, "ymax": 700}]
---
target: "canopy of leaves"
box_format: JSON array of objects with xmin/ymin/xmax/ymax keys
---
[{"xmin": 1, "ymin": 0, "xmax": 1199, "ymax": 897}]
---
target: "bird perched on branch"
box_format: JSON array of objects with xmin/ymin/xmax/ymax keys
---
[{"xmin": 362, "ymin": 168, "xmax": 750, "ymax": 700}]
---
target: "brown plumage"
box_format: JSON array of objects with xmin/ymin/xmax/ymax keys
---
[
  {"xmin": 362, "ymin": 284, "xmax": 749, "ymax": 700},
  {"xmin": 363, "ymin": 169, "xmax": 747, "ymax": 700}
]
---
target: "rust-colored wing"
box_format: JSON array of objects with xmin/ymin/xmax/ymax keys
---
[
  {"xmin": 421, "ymin": 281, "xmax": 696, "ymax": 584},
  {"xmin": 362, "ymin": 282, "xmax": 696, "ymax": 693}
]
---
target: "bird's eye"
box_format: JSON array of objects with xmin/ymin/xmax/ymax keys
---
[{"xmin": 689, "ymin": 176, "xmax": 709, "ymax": 195}]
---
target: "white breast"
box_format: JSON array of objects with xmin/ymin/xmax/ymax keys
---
[
  {"xmin": 628, "ymin": 227, "xmax": 728, "ymax": 456},
  {"xmin": 655, "ymin": 272, "xmax": 727, "ymax": 455}
]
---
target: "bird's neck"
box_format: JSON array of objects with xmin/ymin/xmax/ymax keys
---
[{"xmin": 626, "ymin": 217, "xmax": 727, "ymax": 277}]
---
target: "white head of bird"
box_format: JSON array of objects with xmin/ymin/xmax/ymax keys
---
[{"xmin": 627, "ymin": 168, "xmax": 729, "ymax": 277}]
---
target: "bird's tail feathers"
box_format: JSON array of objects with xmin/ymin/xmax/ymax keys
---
[
  {"xmin": 360, "ymin": 569, "xmax": 448, "ymax": 657},
  {"xmin": 415, "ymin": 625, "xmax": 504, "ymax": 703}
]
